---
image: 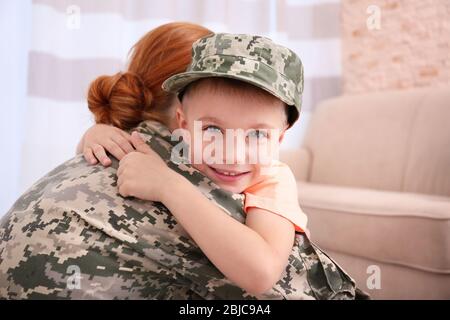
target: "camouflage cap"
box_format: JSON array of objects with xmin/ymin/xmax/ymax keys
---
[{"xmin": 162, "ymin": 33, "xmax": 304, "ymax": 126}]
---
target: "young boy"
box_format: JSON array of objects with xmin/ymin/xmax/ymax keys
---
[{"xmin": 83, "ymin": 33, "xmax": 307, "ymax": 296}]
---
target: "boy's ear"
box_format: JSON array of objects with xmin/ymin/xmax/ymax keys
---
[
  {"xmin": 278, "ymin": 127, "xmax": 288, "ymax": 143},
  {"xmin": 176, "ymin": 105, "xmax": 187, "ymax": 129}
]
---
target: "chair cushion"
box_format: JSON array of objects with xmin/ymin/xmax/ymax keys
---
[{"xmin": 297, "ymin": 182, "xmax": 450, "ymax": 273}]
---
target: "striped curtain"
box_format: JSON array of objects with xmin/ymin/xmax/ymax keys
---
[{"xmin": 0, "ymin": 0, "xmax": 341, "ymax": 214}]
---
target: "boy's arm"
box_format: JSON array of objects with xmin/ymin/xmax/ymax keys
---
[
  {"xmin": 161, "ymin": 173, "xmax": 295, "ymax": 296},
  {"xmin": 117, "ymin": 133, "xmax": 295, "ymax": 296}
]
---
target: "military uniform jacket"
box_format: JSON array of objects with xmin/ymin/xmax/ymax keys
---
[{"xmin": 0, "ymin": 121, "xmax": 366, "ymax": 300}]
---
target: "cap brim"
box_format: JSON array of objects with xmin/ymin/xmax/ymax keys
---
[{"xmin": 162, "ymin": 71, "xmax": 296, "ymax": 108}]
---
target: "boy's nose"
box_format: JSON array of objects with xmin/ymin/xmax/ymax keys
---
[{"xmin": 222, "ymin": 134, "xmax": 248, "ymax": 165}]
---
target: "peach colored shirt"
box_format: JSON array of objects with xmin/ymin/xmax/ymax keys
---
[{"xmin": 243, "ymin": 160, "xmax": 308, "ymax": 234}]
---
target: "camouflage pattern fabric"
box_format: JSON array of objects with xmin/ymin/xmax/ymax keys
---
[
  {"xmin": 162, "ymin": 33, "xmax": 304, "ymax": 126},
  {"xmin": 0, "ymin": 120, "xmax": 366, "ymax": 300}
]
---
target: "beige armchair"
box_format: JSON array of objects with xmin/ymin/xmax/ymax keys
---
[{"xmin": 282, "ymin": 86, "xmax": 450, "ymax": 299}]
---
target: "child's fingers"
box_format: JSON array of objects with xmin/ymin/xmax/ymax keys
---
[
  {"xmin": 116, "ymin": 171, "xmax": 129, "ymax": 197},
  {"xmin": 119, "ymin": 130, "xmax": 135, "ymax": 146},
  {"xmin": 105, "ymin": 140, "xmax": 126, "ymax": 161},
  {"xmin": 130, "ymin": 131, "xmax": 152, "ymax": 154},
  {"xmin": 117, "ymin": 163, "xmax": 124, "ymax": 177},
  {"xmin": 92, "ymin": 144, "xmax": 112, "ymax": 166},
  {"xmin": 116, "ymin": 172, "xmax": 123, "ymax": 188},
  {"xmin": 83, "ymin": 147, "xmax": 98, "ymax": 165},
  {"xmin": 111, "ymin": 135, "xmax": 134, "ymax": 154}
]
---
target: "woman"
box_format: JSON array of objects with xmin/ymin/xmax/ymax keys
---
[{"xmin": 0, "ymin": 22, "xmax": 363, "ymax": 299}]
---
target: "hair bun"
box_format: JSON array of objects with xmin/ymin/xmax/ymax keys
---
[{"xmin": 87, "ymin": 71, "xmax": 153, "ymax": 130}]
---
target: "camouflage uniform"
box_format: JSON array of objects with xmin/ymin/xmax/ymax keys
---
[
  {"xmin": 0, "ymin": 32, "xmax": 369, "ymax": 300},
  {"xmin": 0, "ymin": 121, "xmax": 365, "ymax": 300}
]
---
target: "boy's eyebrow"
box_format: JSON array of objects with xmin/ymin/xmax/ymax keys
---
[
  {"xmin": 197, "ymin": 116, "xmax": 223, "ymax": 124},
  {"xmin": 197, "ymin": 117, "xmax": 276, "ymax": 129},
  {"xmin": 249, "ymin": 123, "xmax": 277, "ymax": 129}
]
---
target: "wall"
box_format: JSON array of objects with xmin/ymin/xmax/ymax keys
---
[{"xmin": 342, "ymin": 0, "xmax": 450, "ymax": 94}]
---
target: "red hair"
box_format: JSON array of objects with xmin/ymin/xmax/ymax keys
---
[{"xmin": 87, "ymin": 22, "xmax": 212, "ymax": 130}]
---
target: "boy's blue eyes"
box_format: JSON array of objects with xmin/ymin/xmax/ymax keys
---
[
  {"xmin": 203, "ymin": 125, "xmax": 222, "ymax": 133},
  {"xmin": 202, "ymin": 126, "xmax": 269, "ymax": 139}
]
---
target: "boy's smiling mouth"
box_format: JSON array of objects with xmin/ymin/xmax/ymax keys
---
[{"xmin": 207, "ymin": 165, "xmax": 251, "ymax": 183}]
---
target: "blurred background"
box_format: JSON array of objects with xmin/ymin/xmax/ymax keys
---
[{"xmin": 0, "ymin": 0, "xmax": 449, "ymax": 299}]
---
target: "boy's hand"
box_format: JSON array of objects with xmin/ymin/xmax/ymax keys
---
[
  {"xmin": 79, "ymin": 124, "xmax": 135, "ymax": 166},
  {"xmin": 117, "ymin": 132, "xmax": 178, "ymax": 202}
]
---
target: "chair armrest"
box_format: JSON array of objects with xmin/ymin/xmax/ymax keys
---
[{"xmin": 279, "ymin": 147, "xmax": 312, "ymax": 182}]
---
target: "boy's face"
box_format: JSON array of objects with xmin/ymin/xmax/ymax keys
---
[{"xmin": 176, "ymin": 84, "xmax": 288, "ymax": 194}]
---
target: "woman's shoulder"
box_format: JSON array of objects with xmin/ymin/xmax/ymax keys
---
[{"xmin": 4, "ymin": 155, "xmax": 117, "ymax": 215}]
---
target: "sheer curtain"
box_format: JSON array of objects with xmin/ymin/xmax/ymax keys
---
[
  {"xmin": 0, "ymin": 0, "xmax": 32, "ymax": 214},
  {"xmin": 0, "ymin": 0, "xmax": 341, "ymax": 215}
]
